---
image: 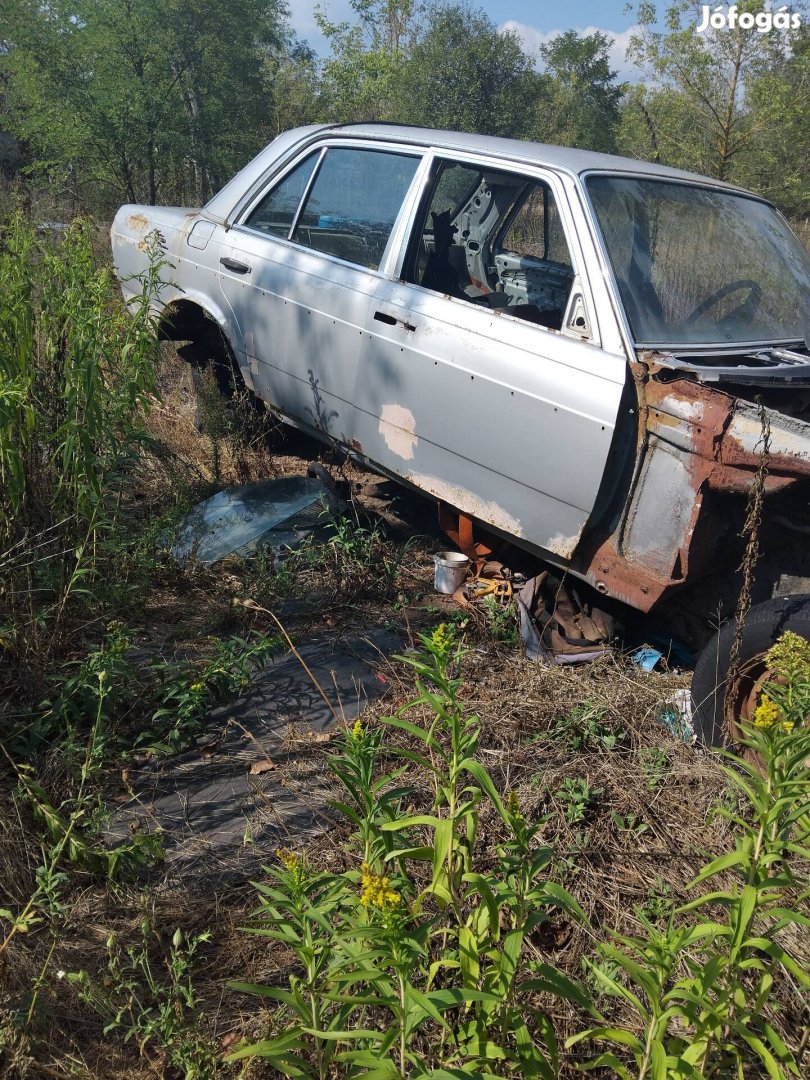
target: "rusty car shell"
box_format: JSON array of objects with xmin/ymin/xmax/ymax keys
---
[{"xmin": 111, "ymin": 124, "xmax": 810, "ymax": 620}]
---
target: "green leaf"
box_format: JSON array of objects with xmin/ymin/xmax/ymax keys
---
[
  {"xmin": 459, "ymin": 759, "xmax": 508, "ymax": 821},
  {"xmin": 433, "ymin": 817, "xmax": 453, "ymax": 883},
  {"xmin": 380, "ymin": 815, "xmax": 442, "ymax": 832},
  {"xmin": 743, "ymin": 937, "xmax": 810, "ymax": 986},
  {"xmin": 335, "ymin": 1049, "xmax": 400, "ymax": 1078},
  {"xmin": 459, "ymin": 925, "xmax": 480, "ymax": 988},
  {"xmin": 567, "ymin": 1026, "xmax": 643, "ymax": 1051},
  {"xmin": 572, "ymin": 1050, "xmax": 633, "ymax": 1078},
  {"xmin": 688, "ymin": 847, "xmax": 748, "ymax": 887},
  {"xmin": 224, "ymin": 1028, "xmax": 307, "ymax": 1062},
  {"xmin": 227, "ymin": 982, "xmax": 299, "ymax": 1007},
  {"xmin": 649, "ymin": 1039, "xmax": 667, "ymax": 1080},
  {"xmin": 385, "ymin": 846, "xmax": 435, "ymax": 862},
  {"xmin": 540, "ymin": 881, "xmax": 588, "ymax": 923},
  {"xmin": 731, "ymin": 883, "xmax": 757, "ymax": 952},
  {"xmin": 382, "ymin": 713, "xmax": 439, "ymax": 747},
  {"xmin": 302, "ymin": 1027, "xmax": 385, "ymax": 1042},
  {"xmin": 521, "ymin": 964, "xmax": 601, "ymax": 1016}
]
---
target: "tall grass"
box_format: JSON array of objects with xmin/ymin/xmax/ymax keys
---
[{"xmin": 0, "ymin": 214, "xmax": 165, "ymax": 674}]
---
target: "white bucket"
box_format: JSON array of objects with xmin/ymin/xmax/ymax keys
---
[{"xmin": 433, "ymin": 551, "xmax": 471, "ymax": 594}]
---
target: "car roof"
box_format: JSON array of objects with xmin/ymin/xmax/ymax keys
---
[
  {"xmin": 339, "ymin": 122, "xmax": 748, "ymax": 191},
  {"xmin": 205, "ymin": 121, "xmax": 754, "ymax": 221}
]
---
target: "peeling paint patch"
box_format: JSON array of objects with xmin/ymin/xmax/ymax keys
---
[
  {"xmin": 546, "ymin": 530, "xmax": 583, "ymax": 559},
  {"xmin": 408, "ymin": 472, "xmax": 523, "ymax": 537},
  {"xmin": 379, "ymin": 403, "xmax": 417, "ymax": 460},
  {"xmin": 659, "ymin": 395, "xmax": 705, "ymax": 422},
  {"xmin": 244, "ymin": 331, "xmax": 257, "ymax": 362}
]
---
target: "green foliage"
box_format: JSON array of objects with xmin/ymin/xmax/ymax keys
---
[
  {"xmin": 740, "ymin": 25, "xmax": 810, "ymax": 216},
  {"xmin": 395, "ymin": 4, "xmax": 537, "ymax": 135},
  {"xmin": 0, "ymin": 0, "xmax": 287, "ymax": 208},
  {"xmin": 69, "ymin": 923, "xmax": 217, "ymax": 1079},
  {"xmin": 0, "ymin": 214, "xmax": 164, "ymax": 676},
  {"xmin": 0, "ymin": 214, "xmax": 161, "ymax": 523},
  {"xmin": 534, "ymin": 30, "xmax": 624, "ymax": 152},
  {"xmin": 638, "ymin": 877, "xmax": 674, "ymax": 924},
  {"xmin": 569, "ymin": 715, "xmax": 810, "ymax": 1079},
  {"xmin": 622, "ymin": 1, "xmax": 802, "ymax": 183},
  {"xmin": 262, "ymin": 510, "xmax": 412, "ymax": 603},
  {"xmin": 641, "ymin": 747, "xmax": 670, "ymax": 792},
  {"xmin": 315, "ymin": 0, "xmax": 418, "ymax": 122},
  {"xmin": 611, "ymin": 811, "xmax": 650, "ymax": 838},
  {"xmin": 547, "ymin": 704, "xmax": 622, "ymax": 752},
  {"xmin": 231, "ymin": 626, "xmax": 592, "ymax": 1077},
  {"xmin": 142, "ymin": 631, "xmax": 280, "ymax": 754},
  {"xmin": 556, "ymin": 777, "xmax": 603, "ymax": 826},
  {"xmin": 478, "ymin": 595, "xmax": 520, "ymax": 647},
  {"xmin": 8, "ymin": 616, "xmax": 279, "ymax": 758}
]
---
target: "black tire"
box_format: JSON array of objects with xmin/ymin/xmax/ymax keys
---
[{"xmin": 691, "ymin": 593, "xmax": 810, "ymax": 745}]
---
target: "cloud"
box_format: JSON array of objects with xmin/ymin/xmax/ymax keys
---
[{"xmin": 500, "ymin": 21, "xmax": 641, "ymax": 83}]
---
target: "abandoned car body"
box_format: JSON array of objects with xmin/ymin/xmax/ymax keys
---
[{"xmin": 111, "ymin": 123, "xmax": 810, "ymax": 737}]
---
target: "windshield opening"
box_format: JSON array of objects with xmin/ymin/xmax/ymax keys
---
[{"xmin": 586, "ymin": 175, "xmax": 810, "ymax": 349}]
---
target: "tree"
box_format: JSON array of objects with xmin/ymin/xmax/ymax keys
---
[
  {"xmin": 739, "ymin": 25, "xmax": 810, "ymax": 217},
  {"xmin": 622, "ymin": 0, "xmax": 798, "ymax": 181},
  {"xmin": 534, "ymin": 30, "xmax": 624, "ymax": 152},
  {"xmin": 315, "ymin": 0, "xmax": 420, "ymax": 122},
  {"xmin": 395, "ymin": 3, "xmax": 537, "ymax": 137},
  {"xmin": 0, "ymin": 0, "xmax": 287, "ymax": 209}
]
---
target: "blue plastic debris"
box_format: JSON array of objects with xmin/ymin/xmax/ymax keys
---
[
  {"xmin": 658, "ymin": 689, "xmax": 695, "ymax": 743},
  {"xmin": 632, "ymin": 646, "xmax": 664, "ymax": 672}
]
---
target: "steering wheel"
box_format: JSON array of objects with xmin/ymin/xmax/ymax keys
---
[{"xmin": 683, "ymin": 279, "xmax": 762, "ymax": 329}]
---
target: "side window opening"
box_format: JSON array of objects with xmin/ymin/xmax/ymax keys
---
[
  {"xmin": 405, "ymin": 158, "xmax": 576, "ymax": 331},
  {"xmin": 245, "ymin": 151, "xmax": 320, "ymax": 238},
  {"xmin": 291, "ymin": 147, "xmax": 420, "ymax": 271}
]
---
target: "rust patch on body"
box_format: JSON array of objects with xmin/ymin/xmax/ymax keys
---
[
  {"xmin": 127, "ymin": 213, "xmax": 150, "ymax": 233},
  {"xmin": 577, "ymin": 357, "xmax": 810, "ymax": 611}
]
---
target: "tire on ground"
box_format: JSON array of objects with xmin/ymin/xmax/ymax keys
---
[{"xmin": 691, "ymin": 593, "xmax": 810, "ymax": 745}]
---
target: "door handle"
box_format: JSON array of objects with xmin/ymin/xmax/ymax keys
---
[
  {"xmin": 374, "ymin": 309, "xmax": 416, "ymax": 332},
  {"xmin": 220, "ymin": 257, "xmax": 251, "ymax": 274}
]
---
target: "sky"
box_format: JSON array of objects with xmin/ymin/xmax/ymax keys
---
[{"xmin": 287, "ymin": 0, "xmax": 645, "ymax": 79}]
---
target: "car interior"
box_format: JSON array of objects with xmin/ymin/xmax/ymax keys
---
[{"xmin": 406, "ymin": 160, "xmax": 576, "ymax": 330}]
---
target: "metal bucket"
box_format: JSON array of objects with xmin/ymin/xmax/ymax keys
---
[{"xmin": 433, "ymin": 551, "xmax": 470, "ymax": 594}]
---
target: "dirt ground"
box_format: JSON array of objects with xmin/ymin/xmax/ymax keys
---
[{"xmin": 1, "ymin": 348, "xmax": 807, "ymax": 1079}]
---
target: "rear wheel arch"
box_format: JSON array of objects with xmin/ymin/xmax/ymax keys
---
[{"xmin": 159, "ymin": 299, "xmax": 243, "ymax": 397}]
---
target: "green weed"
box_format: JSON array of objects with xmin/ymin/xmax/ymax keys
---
[
  {"xmin": 611, "ymin": 811, "xmax": 650, "ymax": 838},
  {"xmin": 569, "ymin": 714, "xmax": 810, "ymax": 1078},
  {"xmin": 229, "ymin": 625, "xmax": 592, "ymax": 1078},
  {"xmin": 548, "ymin": 703, "xmax": 621, "ymax": 752},
  {"xmin": 0, "ymin": 214, "xmax": 165, "ymax": 675},
  {"xmin": 640, "ymin": 746, "xmax": 670, "ymax": 791},
  {"xmin": 69, "ymin": 922, "xmax": 217, "ymax": 1079},
  {"xmin": 556, "ymin": 777, "xmax": 603, "ymax": 826}
]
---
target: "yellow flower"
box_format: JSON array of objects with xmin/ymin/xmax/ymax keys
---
[
  {"xmin": 765, "ymin": 631, "xmax": 810, "ymax": 680},
  {"xmin": 359, "ymin": 862, "xmax": 400, "ymax": 910},
  {"xmin": 507, "ymin": 790, "xmax": 524, "ymax": 821},
  {"xmin": 753, "ymin": 698, "xmax": 783, "ymax": 729},
  {"xmin": 351, "ymin": 719, "xmax": 363, "ymax": 740},
  {"xmin": 190, "ymin": 681, "xmax": 205, "ymax": 692},
  {"xmin": 782, "ymin": 720, "xmax": 795, "ymax": 734},
  {"xmin": 275, "ymin": 848, "xmax": 303, "ymax": 876}
]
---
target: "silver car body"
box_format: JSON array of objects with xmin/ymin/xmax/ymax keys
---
[{"xmin": 112, "ymin": 124, "xmax": 810, "ymax": 613}]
